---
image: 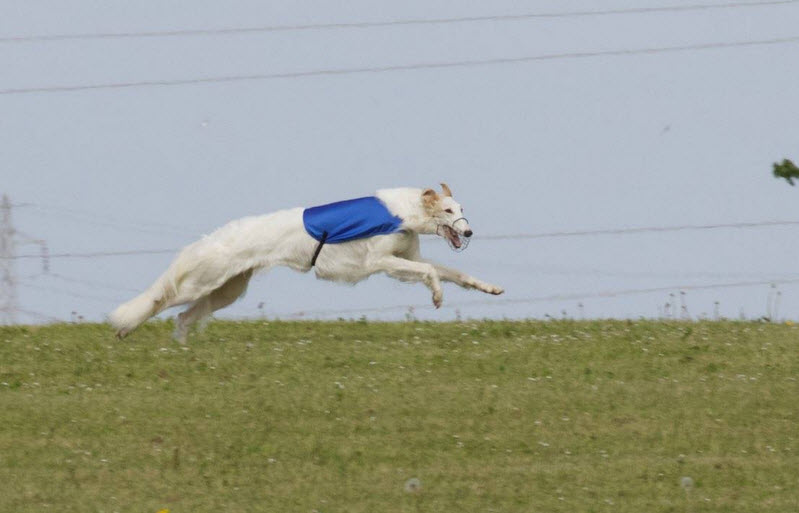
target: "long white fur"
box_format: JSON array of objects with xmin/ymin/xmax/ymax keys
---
[{"xmin": 109, "ymin": 186, "xmax": 504, "ymax": 342}]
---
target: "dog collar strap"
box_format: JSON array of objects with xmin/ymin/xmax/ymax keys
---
[{"xmin": 310, "ymin": 231, "xmax": 328, "ymax": 267}]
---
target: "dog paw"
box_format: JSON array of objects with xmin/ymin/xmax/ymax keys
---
[
  {"xmin": 488, "ymin": 285, "xmax": 504, "ymax": 295},
  {"xmin": 476, "ymin": 282, "xmax": 504, "ymax": 295},
  {"xmin": 172, "ymin": 323, "xmax": 188, "ymax": 345},
  {"xmin": 432, "ymin": 290, "xmax": 443, "ymax": 309},
  {"xmin": 172, "ymin": 329, "xmax": 188, "ymax": 345}
]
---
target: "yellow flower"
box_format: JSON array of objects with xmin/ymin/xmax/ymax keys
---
[
  {"xmin": 156, "ymin": 509, "xmax": 170, "ymax": 513},
  {"xmin": 786, "ymin": 321, "xmax": 794, "ymax": 326}
]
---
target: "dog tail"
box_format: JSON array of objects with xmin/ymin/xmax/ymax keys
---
[{"xmin": 108, "ymin": 272, "xmax": 175, "ymax": 337}]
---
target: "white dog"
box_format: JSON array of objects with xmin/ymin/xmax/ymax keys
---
[{"xmin": 109, "ymin": 184, "xmax": 504, "ymax": 341}]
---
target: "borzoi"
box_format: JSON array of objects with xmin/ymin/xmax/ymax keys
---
[{"xmin": 109, "ymin": 184, "xmax": 504, "ymax": 341}]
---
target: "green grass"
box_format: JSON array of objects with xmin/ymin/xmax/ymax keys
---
[{"xmin": 1, "ymin": 320, "xmax": 798, "ymax": 512}]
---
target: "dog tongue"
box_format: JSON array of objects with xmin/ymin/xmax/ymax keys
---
[{"xmin": 448, "ymin": 227, "xmax": 462, "ymax": 248}]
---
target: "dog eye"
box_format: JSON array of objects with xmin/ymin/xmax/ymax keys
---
[{"xmin": 444, "ymin": 208, "xmax": 453, "ymax": 214}]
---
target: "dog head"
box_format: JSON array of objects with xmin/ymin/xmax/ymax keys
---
[{"xmin": 422, "ymin": 183, "xmax": 472, "ymax": 249}]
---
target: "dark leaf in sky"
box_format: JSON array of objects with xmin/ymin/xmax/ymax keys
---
[{"xmin": 773, "ymin": 159, "xmax": 798, "ymax": 186}]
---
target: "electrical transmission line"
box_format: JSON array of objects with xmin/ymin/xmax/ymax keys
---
[
  {"xmin": 2, "ymin": 35, "xmax": 799, "ymax": 96},
  {"xmin": 1, "ymin": 0, "xmax": 795, "ymax": 43},
  {"xmin": 286, "ymin": 277, "xmax": 799, "ymax": 318},
  {"xmin": 3, "ymin": 217, "xmax": 799, "ymax": 261},
  {"xmin": 7, "ymin": 248, "xmax": 179, "ymax": 260},
  {"xmin": 480, "ymin": 220, "xmax": 799, "ymax": 240},
  {"xmin": 16, "ymin": 201, "xmax": 202, "ymax": 235},
  {"xmin": 0, "ymin": 195, "xmax": 17, "ymax": 324},
  {"xmin": 0, "ymin": 195, "xmax": 50, "ymax": 324}
]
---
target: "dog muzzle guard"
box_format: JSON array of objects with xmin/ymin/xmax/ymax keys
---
[{"xmin": 437, "ymin": 217, "xmax": 471, "ymax": 252}]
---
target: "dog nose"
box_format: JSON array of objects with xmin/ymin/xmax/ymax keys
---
[{"xmin": 464, "ymin": 229, "xmax": 473, "ymax": 237}]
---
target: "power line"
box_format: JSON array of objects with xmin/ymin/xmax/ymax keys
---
[
  {"xmin": 459, "ymin": 261, "xmax": 799, "ymax": 280},
  {"xmin": 22, "ymin": 281, "xmax": 127, "ymax": 303},
  {"xmin": 480, "ymin": 220, "xmax": 799, "ymax": 240},
  {"xmin": 1, "ymin": 0, "xmax": 795, "ymax": 44},
  {"xmin": 1, "ymin": 196, "xmax": 51, "ymax": 325},
  {"xmin": 20, "ymin": 271, "xmax": 142, "ymax": 294},
  {"xmin": 10, "ymin": 198, "xmax": 799, "ymax": 242},
  {"xmin": 457, "ymin": 278, "xmax": 799, "ymax": 307},
  {"xmin": 44, "ymin": 271, "xmax": 141, "ymax": 294},
  {"xmin": 3, "ymin": 218, "xmax": 799, "ymax": 260},
  {"xmin": 10, "ymin": 307, "xmax": 62, "ymax": 323},
  {"xmin": 0, "ymin": 195, "xmax": 17, "ymax": 324},
  {"xmin": 6, "ymin": 249, "xmax": 178, "ymax": 260},
  {"xmin": 2, "ymin": 35, "xmax": 799, "ymax": 96},
  {"xmin": 19, "ymin": 203, "xmax": 199, "ymax": 236},
  {"xmin": 286, "ymin": 277, "xmax": 799, "ymax": 318}
]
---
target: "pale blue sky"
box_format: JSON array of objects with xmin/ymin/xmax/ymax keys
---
[{"xmin": 2, "ymin": 0, "xmax": 799, "ymax": 323}]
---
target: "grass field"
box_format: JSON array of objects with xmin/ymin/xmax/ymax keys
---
[{"xmin": 1, "ymin": 320, "xmax": 798, "ymax": 512}]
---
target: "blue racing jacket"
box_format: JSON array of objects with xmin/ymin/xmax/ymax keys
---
[{"xmin": 302, "ymin": 196, "xmax": 403, "ymax": 244}]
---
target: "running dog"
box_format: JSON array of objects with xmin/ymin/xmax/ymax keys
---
[{"xmin": 109, "ymin": 183, "xmax": 504, "ymax": 342}]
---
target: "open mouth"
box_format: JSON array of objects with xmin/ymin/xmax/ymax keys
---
[{"xmin": 442, "ymin": 225, "xmax": 462, "ymax": 248}]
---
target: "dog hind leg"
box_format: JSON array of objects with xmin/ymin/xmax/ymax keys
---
[
  {"xmin": 110, "ymin": 277, "xmax": 178, "ymax": 339},
  {"xmin": 173, "ymin": 269, "xmax": 254, "ymax": 343}
]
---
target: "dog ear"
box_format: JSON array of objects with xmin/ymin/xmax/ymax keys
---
[
  {"xmin": 422, "ymin": 188, "xmax": 439, "ymax": 207},
  {"xmin": 440, "ymin": 182, "xmax": 453, "ymax": 197}
]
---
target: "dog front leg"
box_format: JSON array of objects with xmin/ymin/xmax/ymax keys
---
[
  {"xmin": 425, "ymin": 261, "xmax": 504, "ymax": 296},
  {"xmin": 370, "ymin": 256, "xmax": 444, "ymax": 308}
]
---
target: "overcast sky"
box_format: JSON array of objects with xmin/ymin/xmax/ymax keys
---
[{"xmin": 2, "ymin": 0, "xmax": 799, "ymax": 324}]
